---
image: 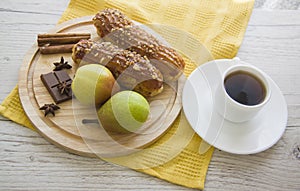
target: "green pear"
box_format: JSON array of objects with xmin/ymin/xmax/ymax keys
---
[
  {"xmin": 98, "ymin": 91, "xmax": 150, "ymax": 133},
  {"xmin": 72, "ymin": 64, "xmax": 118, "ymax": 106}
]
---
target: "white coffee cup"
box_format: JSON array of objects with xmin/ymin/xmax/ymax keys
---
[{"xmin": 215, "ymin": 60, "xmax": 271, "ymax": 123}]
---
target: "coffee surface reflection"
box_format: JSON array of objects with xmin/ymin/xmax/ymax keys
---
[{"xmin": 224, "ymin": 71, "xmax": 266, "ymax": 106}]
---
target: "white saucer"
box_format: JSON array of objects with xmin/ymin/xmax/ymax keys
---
[{"xmin": 182, "ymin": 59, "xmax": 288, "ymax": 154}]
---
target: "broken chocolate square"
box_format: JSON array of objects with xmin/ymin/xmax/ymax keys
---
[{"xmin": 40, "ymin": 70, "xmax": 72, "ymax": 104}]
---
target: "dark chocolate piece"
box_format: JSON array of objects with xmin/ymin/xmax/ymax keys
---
[{"xmin": 40, "ymin": 70, "xmax": 72, "ymax": 103}]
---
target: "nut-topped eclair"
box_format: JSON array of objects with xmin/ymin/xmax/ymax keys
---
[
  {"xmin": 72, "ymin": 39, "xmax": 164, "ymax": 97},
  {"xmin": 93, "ymin": 8, "xmax": 185, "ymax": 82}
]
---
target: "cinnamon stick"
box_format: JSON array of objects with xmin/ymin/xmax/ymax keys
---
[
  {"xmin": 39, "ymin": 44, "xmax": 75, "ymax": 54},
  {"xmin": 38, "ymin": 36, "xmax": 91, "ymax": 46},
  {"xmin": 38, "ymin": 33, "xmax": 90, "ymax": 38},
  {"xmin": 37, "ymin": 32, "xmax": 91, "ymax": 54}
]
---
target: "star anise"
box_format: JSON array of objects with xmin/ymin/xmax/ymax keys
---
[
  {"xmin": 39, "ymin": 103, "xmax": 60, "ymax": 117},
  {"xmin": 57, "ymin": 81, "xmax": 71, "ymax": 96},
  {"xmin": 53, "ymin": 56, "xmax": 72, "ymax": 71}
]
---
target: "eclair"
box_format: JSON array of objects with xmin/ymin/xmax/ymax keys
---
[
  {"xmin": 72, "ymin": 39, "xmax": 164, "ymax": 97},
  {"xmin": 93, "ymin": 8, "xmax": 185, "ymax": 82}
]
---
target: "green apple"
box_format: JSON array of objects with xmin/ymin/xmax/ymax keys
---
[
  {"xmin": 98, "ymin": 91, "xmax": 150, "ymax": 133},
  {"xmin": 72, "ymin": 64, "xmax": 118, "ymax": 106}
]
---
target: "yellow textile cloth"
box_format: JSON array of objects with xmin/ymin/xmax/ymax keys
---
[{"xmin": 0, "ymin": 0, "xmax": 254, "ymax": 189}]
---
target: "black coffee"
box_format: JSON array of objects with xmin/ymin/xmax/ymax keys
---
[{"xmin": 224, "ymin": 71, "xmax": 266, "ymax": 106}]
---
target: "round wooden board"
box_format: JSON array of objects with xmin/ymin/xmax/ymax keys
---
[{"xmin": 19, "ymin": 16, "xmax": 184, "ymax": 158}]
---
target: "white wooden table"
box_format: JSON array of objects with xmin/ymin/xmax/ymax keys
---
[{"xmin": 0, "ymin": 1, "xmax": 299, "ymax": 190}]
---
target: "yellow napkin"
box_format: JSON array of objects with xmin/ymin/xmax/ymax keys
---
[{"xmin": 0, "ymin": 0, "xmax": 254, "ymax": 189}]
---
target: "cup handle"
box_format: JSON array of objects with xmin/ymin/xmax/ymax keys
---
[{"xmin": 232, "ymin": 57, "xmax": 241, "ymax": 64}]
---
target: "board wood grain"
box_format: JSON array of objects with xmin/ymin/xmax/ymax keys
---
[{"xmin": 18, "ymin": 16, "xmax": 184, "ymax": 158}]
